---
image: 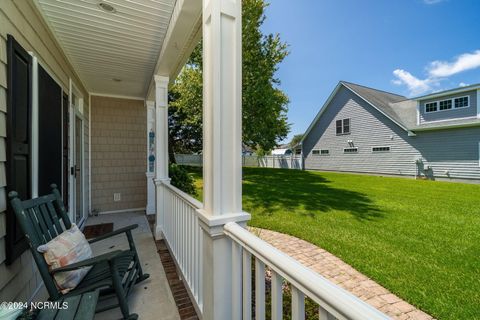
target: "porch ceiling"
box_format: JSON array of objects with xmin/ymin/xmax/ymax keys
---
[{"xmin": 34, "ymin": 0, "xmax": 176, "ymax": 98}]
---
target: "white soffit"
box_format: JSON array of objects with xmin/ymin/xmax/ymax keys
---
[{"xmin": 35, "ymin": 0, "xmax": 176, "ymax": 98}]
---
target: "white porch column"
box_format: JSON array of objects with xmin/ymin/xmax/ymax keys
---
[
  {"xmin": 145, "ymin": 100, "xmax": 156, "ymax": 215},
  {"xmin": 154, "ymin": 75, "xmax": 170, "ymax": 239},
  {"xmin": 199, "ymin": 0, "xmax": 250, "ymax": 319}
]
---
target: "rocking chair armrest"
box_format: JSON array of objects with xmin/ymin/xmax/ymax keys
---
[
  {"xmin": 87, "ymin": 224, "xmax": 138, "ymax": 244},
  {"xmin": 51, "ymin": 250, "xmax": 123, "ymax": 274}
]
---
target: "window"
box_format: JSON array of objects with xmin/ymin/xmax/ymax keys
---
[
  {"xmin": 439, "ymin": 99, "xmax": 452, "ymax": 111},
  {"xmin": 343, "ymin": 119, "xmax": 350, "ymax": 134},
  {"xmin": 454, "ymin": 96, "xmax": 469, "ymax": 108},
  {"xmin": 425, "ymin": 102, "xmax": 437, "ymax": 113},
  {"xmin": 425, "ymin": 96, "xmax": 470, "ymax": 113},
  {"xmin": 336, "ymin": 120, "xmax": 342, "ymax": 135},
  {"xmin": 320, "ymin": 149, "xmax": 329, "ymax": 155},
  {"xmin": 336, "ymin": 118, "xmax": 351, "ymax": 135},
  {"xmin": 372, "ymin": 146, "xmax": 390, "ymax": 152},
  {"xmin": 312, "ymin": 150, "xmax": 320, "ymax": 155},
  {"xmin": 343, "ymin": 147, "xmax": 358, "ymax": 154}
]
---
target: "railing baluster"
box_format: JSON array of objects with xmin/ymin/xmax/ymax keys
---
[
  {"xmin": 255, "ymin": 258, "xmax": 265, "ymax": 320},
  {"xmin": 318, "ymin": 306, "xmax": 335, "ymax": 320},
  {"xmin": 160, "ymin": 183, "xmax": 204, "ymax": 314},
  {"xmin": 232, "ymin": 242, "xmax": 243, "ymax": 320},
  {"xmin": 242, "ymin": 250, "xmax": 252, "ymax": 320},
  {"xmin": 198, "ymin": 224, "xmax": 203, "ymax": 309},
  {"xmin": 271, "ymin": 271, "xmax": 283, "ymax": 320},
  {"xmin": 291, "ymin": 286, "xmax": 305, "ymax": 320}
]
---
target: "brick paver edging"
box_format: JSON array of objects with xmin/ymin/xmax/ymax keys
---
[
  {"xmin": 155, "ymin": 240, "xmax": 199, "ymax": 320},
  {"xmin": 250, "ymin": 227, "xmax": 434, "ymax": 320}
]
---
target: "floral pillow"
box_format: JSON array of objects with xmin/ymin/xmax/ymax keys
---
[{"xmin": 37, "ymin": 224, "xmax": 92, "ymax": 294}]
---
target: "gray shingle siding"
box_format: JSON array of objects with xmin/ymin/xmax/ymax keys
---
[
  {"xmin": 413, "ymin": 127, "xmax": 480, "ymax": 179},
  {"xmin": 303, "ymin": 85, "xmax": 480, "ymax": 180},
  {"xmin": 419, "ymin": 90, "xmax": 477, "ymax": 124},
  {"xmin": 303, "ymin": 86, "xmax": 420, "ymax": 176}
]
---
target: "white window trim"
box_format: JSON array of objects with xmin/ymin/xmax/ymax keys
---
[
  {"xmin": 312, "ymin": 149, "xmax": 329, "ymax": 156},
  {"xmin": 425, "ymin": 101, "xmax": 438, "ymax": 113},
  {"xmin": 372, "ymin": 146, "xmax": 391, "ymax": 153},
  {"xmin": 454, "ymin": 95, "xmax": 470, "ymax": 109},
  {"xmin": 424, "ymin": 95, "xmax": 470, "ymax": 114},
  {"xmin": 343, "ymin": 147, "xmax": 358, "ymax": 154},
  {"xmin": 336, "ymin": 118, "xmax": 351, "ymax": 135}
]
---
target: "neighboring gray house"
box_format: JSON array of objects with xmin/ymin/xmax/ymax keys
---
[{"xmin": 301, "ymin": 81, "xmax": 480, "ymax": 180}]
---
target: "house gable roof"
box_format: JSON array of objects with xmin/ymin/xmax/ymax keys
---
[{"xmin": 301, "ymin": 81, "xmax": 413, "ymax": 144}]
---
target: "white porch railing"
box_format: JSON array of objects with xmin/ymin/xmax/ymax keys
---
[
  {"xmin": 162, "ymin": 185, "xmax": 389, "ymax": 320},
  {"xmin": 224, "ymin": 222, "xmax": 389, "ymax": 320},
  {"xmin": 162, "ymin": 182, "xmax": 204, "ymax": 312}
]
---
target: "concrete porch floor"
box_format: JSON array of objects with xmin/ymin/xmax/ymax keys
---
[{"xmin": 85, "ymin": 211, "xmax": 180, "ymax": 320}]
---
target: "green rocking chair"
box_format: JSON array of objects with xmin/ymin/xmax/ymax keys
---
[{"xmin": 9, "ymin": 184, "xmax": 149, "ymax": 320}]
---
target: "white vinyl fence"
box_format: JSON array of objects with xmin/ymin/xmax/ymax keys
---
[{"xmin": 175, "ymin": 154, "xmax": 303, "ymax": 170}]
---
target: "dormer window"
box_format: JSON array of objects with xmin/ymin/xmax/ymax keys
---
[
  {"xmin": 425, "ymin": 95, "xmax": 470, "ymax": 113},
  {"xmin": 425, "ymin": 102, "xmax": 437, "ymax": 113},
  {"xmin": 439, "ymin": 99, "xmax": 452, "ymax": 111},
  {"xmin": 454, "ymin": 96, "xmax": 469, "ymax": 108}
]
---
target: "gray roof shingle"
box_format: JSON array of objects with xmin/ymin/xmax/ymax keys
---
[{"xmin": 341, "ymin": 81, "xmax": 414, "ymax": 129}]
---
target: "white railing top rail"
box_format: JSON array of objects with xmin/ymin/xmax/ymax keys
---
[
  {"xmin": 224, "ymin": 222, "xmax": 390, "ymax": 320},
  {"xmin": 162, "ymin": 181, "xmax": 203, "ymax": 210}
]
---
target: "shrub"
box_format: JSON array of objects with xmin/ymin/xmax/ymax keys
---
[{"xmin": 169, "ymin": 164, "xmax": 197, "ymax": 196}]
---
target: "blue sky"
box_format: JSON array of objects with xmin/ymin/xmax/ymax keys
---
[{"xmin": 260, "ymin": 0, "xmax": 480, "ymax": 142}]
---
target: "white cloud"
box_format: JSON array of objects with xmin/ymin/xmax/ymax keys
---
[
  {"xmin": 427, "ymin": 50, "xmax": 480, "ymax": 77},
  {"xmin": 392, "ymin": 49, "xmax": 480, "ymax": 96},
  {"xmin": 459, "ymin": 82, "xmax": 469, "ymax": 87},
  {"xmin": 392, "ymin": 69, "xmax": 435, "ymax": 96}
]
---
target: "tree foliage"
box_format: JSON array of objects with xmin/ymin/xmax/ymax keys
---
[
  {"xmin": 289, "ymin": 134, "xmax": 304, "ymax": 149},
  {"xmin": 169, "ymin": 0, "xmax": 290, "ymax": 155}
]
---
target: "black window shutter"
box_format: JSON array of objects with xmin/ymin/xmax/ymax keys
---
[
  {"xmin": 5, "ymin": 35, "xmax": 32, "ymax": 264},
  {"xmin": 38, "ymin": 65, "xmax": 62, "ymax": 198}
]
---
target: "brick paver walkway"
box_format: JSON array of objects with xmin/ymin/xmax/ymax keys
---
[{"xmin": 251, "ymin": 227, "xmax": 433, "ymax": 320}]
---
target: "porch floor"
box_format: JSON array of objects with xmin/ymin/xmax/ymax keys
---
[{"xmin": 85, "ymin": 211, "xmax": 180, "ymax": 320}]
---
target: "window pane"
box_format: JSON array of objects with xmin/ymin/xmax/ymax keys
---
[
  {"xmin": 320, "ymin": 149, "xmax": 329, "ymax": 155},
  {"xmin": 336, "ymin": 120, "xmax": 343, "ymax": 134},
  {"xmin": 439, "ymin": 99, "xmax": 452, "ymax": 110},
  {"xmin": 344, "ymin": 148, "xmax": 358, "ymax": 153},
  {"xmin": 454, "ymin": 96, "xmax": 469, "ymax": 108},
  {"xmin": 312, "ymin": 150, "xmax": 320, "ymax": 155},
  {"xmin": 425, "ymin": 102, "xmax": 437, "ymax": 112},
  {"xmin": 343, "ymin": 119, "xmax": 350, "ymax": 133}
]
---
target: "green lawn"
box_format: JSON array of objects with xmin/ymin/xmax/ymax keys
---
[{"xmin": 186, "ymin": 166, "xmax": 480, "ymax": 320}]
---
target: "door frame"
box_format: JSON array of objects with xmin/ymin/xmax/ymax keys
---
[{"xmin": 69, "ymin": 79, "xmax": 86, "ymax": 227}]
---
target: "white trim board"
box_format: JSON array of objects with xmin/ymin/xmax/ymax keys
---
[
  {"xmin": 413, "ymin": 83, "xmax": 480, "ymax": 100},
  {"xmin": 89, "ymin": 92, "xmax": 145, "ymax": 101},
  {"xmin": 477, "ymin": 89, "xmax": 480, "ymax": 119}
]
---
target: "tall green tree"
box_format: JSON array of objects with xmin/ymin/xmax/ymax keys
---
[{"xmin": 169, "ymin": 0, "xmax": 290, "ymax": 156}]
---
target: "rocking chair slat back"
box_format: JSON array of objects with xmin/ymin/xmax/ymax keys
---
[{"xmin": 9, "ymin": 184, "xmax": 73, "ymax": 299}]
